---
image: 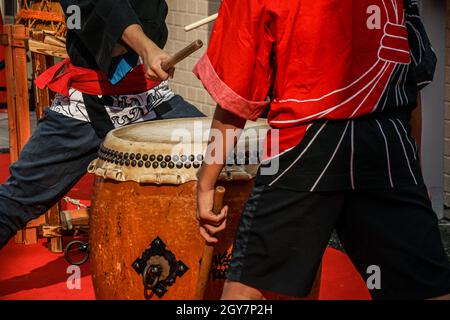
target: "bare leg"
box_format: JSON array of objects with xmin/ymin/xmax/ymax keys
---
[
  {"xmin": 221, "ymin": 281, "xmax": 266, "ymax": 300},
  {"xmin": 221, "ymin": 265, "xmax": 322, "ymax": 300},
  {"xmin": 429, "ymin": 294, "xmax": 450, "ymax": 300},
  {"xmin": 221, "ymin": 278, "xmax": 321, "ymax": 300}
]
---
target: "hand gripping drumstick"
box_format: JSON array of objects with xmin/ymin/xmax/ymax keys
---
[
  {"xmin": 161, "ymin": 39, "xmax": 204, "ymax": 71},
  {"xmin": 195, "ymin": 186, "xmax": 226, "ymax": 300},
  {"xmin": 184, "ymin": 13, "xmax": 219, "ymax": 32}
]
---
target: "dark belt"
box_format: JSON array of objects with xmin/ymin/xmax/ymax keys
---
[{"xmin": 152, "ymin": 99, "xmax": 174, "ymax": 117}]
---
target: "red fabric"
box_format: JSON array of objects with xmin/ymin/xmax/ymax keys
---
[
  {"xmin": 193, "ymin": 55, "xmax": 269, "ymax": 121},
  {"xmin": 0, "ymin": 154, "xmax": 95, "ymax": 300},
  {"xmin": 0, "ymin": 239, "xmax": 95, "ymax": 300},
  {"xmin": 35, "ymin": 59, "xmax": 160, "ymax": 96},
  {"xmin": 195, "ymin": 0, "xmax": 410, "ymax": 155}
]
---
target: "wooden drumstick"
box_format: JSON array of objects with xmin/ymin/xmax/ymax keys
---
[
  {"xmin": 184, "ymin": 13, "xmax": 219, "ymax": 32},
  {"xmin": 161, "ymin": 39, "xmax": 203, "ymax": 71},
  {"xmin": 195, "ymin": 186, "xmax": 226, "ymax": 300}
]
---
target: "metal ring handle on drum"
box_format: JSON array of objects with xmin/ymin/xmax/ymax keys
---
[
  {"xmin": 143, "ymin": 264, "xmax": 162, "ymax": 289},
  {"xmin": 64, "ymin": 240, "xmax": 90, "ymax": 266}
]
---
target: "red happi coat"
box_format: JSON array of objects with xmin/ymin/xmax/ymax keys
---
[{"xmin": 194, "ymin": 0, "xmax": 412, "ymax": 156}]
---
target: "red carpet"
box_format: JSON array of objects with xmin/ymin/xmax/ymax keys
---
[
  {"xmin": 0, "ymin": 153, "xmax": 371, "ymax": 300},
  {"xmin": 0, "ymin": 153, "xmax": 95, "ymax": 300},
  {"xmin": 0, "ymin": 239, "xmax": 95, "ymax": 300}
]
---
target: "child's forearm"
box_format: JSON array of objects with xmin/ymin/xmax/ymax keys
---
[
  {"xmin": 120, "ymin": 24, "xmax": 171, "ymax": 80},
  {"xmin": 121, "ymin": 24, "xmax": 159, "ymax": 58},
  {"xmin": 197, "ymin": 106, "xmax": 247, "ymax": 191}
]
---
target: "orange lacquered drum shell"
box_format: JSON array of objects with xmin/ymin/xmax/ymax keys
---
[{"xmin": 88, "ymin": 118, "xmax": 269, "ymax": 300}]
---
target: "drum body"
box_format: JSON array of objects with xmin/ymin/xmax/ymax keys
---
[
  {"xmin": 88, "ymin": 118, "xmax": 268, "ymax": 300},
  {"xmin": 90, "ymin": 179, "xmax": 254, "ymax": 300}
]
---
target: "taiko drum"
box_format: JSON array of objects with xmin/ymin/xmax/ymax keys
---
[{"xmin": 88, "ymin": 117, "xmax": 269, "ymax": 300}]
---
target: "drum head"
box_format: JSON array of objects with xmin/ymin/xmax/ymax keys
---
[{"xmin": 88, "ymin": 117, "xmax": 269, "ymax": 185}]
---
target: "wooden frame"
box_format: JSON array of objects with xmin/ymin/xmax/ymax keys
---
[
  {"xmin": 3, "ymin": 24, "xmax": 30, "ymax": 164},
  {"xmin": 1, "ymin": 24, "xmax": 71, "ymax": 251},
  {"xmin": 29, "ymin": 29, "xmax": 64, "ymax": 252},
  {"xmin": 2, "ymin": 24, "xmax": 36, "ymax": 245}
]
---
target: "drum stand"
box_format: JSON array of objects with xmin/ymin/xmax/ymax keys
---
[{"xmin": 0, "ymin": 23, "xmax": 80, "ymax": 252}]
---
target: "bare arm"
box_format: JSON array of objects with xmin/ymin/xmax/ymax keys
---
[
  {"xmin": 197, "ymin": 107, "xmax": 247, "ymax": 191},
  {"xmin": 121, "ymin": 24, "xmax": 172, "ymax": 81},
  {"xmin": 61, "ymin": 0, "xmax": 167, "ymax": 77},
  {"xmin": 196, "ymin": 106, "xmax": 247, "ymax": 243}
]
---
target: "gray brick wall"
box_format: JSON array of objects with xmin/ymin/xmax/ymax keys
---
[
  {"xmin": 166, "ymin": 0, "xmax": 222, "ymax": 116},
  {"xmin": 445, "ymin": 0, "xmax": 450, "ymax": 208}
]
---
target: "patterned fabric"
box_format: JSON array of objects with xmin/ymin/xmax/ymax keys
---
[
  {"xmin": 257, "ymin": 110, "xmax": 424, "ymax": 191},
  {"xmin": 51, "ymin": 1, "xmax": 172, "ymax": 130},
  {"xmin": 50, "ymin": 81, "xmax": 175, "ymax": 128},
  {"xmin": 195, "ymin": 0, "xmax": 435, "ymax": 191},
  {"xmin": 194, "ymin": 0, "xmax": 436, "ymax": 156}
]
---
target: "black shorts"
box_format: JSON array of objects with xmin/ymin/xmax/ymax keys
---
[{"xmin": 227, "ymin": 183, "xmax": 450, "ymax": 300}]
